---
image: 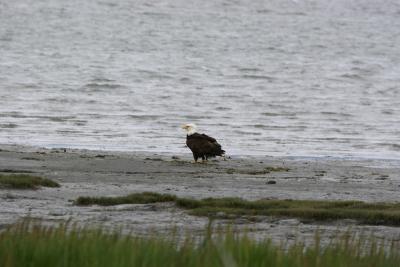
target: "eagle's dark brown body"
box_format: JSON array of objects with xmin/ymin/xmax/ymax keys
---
[{"xmin": 186, "ymin": 133, "xmax": 225, "ymax": 162}]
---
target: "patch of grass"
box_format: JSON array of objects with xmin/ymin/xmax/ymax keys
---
[
  {"xmin": 75, "ymin": 192, "xmax": 400, "ymax": 226},
  {"xmin": 0, "ymin": 169, "xmax": 34, "ymax": 173},
  {"xmin": 75, "ymin": 192, "xmax": 177, "ymax": 206},
  {"xmin": 178, "ymin": 198, "xmax": 400, "ymax": 225},
  {"xmin": 0, "ymin": 174, "xmax": 60, "ymax": 189},
  {"xmin": 0, "ymin": 222, "xmax": 399, "ymax": 267}
]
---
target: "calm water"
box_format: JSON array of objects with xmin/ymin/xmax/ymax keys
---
[{"xmin": 1, "ymin": 0, "xmax": 400, "ymax": 158}]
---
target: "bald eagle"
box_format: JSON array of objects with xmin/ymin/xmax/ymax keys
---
[{"xmin": 181, "ymin": 123, "xmax": 225, "ymax": 162}]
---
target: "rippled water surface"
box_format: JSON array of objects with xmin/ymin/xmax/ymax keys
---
[{"xmin": 1, "ymin": 0, "xmax": 400, "ymax": 158}]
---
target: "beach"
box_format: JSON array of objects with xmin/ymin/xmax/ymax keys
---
[{"xmin": 1, "ymin": 144, "xmax": 399, "ymax": 244}]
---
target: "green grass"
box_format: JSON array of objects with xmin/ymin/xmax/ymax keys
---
[
  {"xmin": 76, "ymin": 192, "xmax": 400, "ymax": 226},
  {"xmin": 0, "ymin": 174, "xmax": 60, "ymax": 189},
  {"xmin": 0, "ymin": 222, "xmax": 399, "ymax": 267},
  {"xmin": 75, "ymin": 192, "xmax": 176, "ymax": 206}
]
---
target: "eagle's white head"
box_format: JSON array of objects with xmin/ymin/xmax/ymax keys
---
[{"xmin": 181, "ymin": 123, "xmax": 197, "ymax": 136}]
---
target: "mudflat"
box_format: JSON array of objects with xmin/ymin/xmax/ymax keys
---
[{"xmin": 1, "ymin": 144, "xmax": 399, "ymax": 243}]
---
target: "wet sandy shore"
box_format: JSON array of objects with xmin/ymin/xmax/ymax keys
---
[{"xmin": 1, "ymin": 144, "xmax": 400, "ymax": 243}]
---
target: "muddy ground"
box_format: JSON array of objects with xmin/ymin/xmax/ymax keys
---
[{"xmin": 1, "ymin": 144, "xmax": 400, "ymax": 244}]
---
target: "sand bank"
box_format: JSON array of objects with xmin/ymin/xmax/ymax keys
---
[{"xmin": 1, "ymin": 144, "xmax": 399, "ymax": 243}]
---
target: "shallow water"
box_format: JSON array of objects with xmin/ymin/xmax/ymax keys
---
[{"xmin": 0, "ymin": 0, "xmax": 399, "ymax": 158}]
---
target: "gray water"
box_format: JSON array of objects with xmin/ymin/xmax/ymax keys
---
[{"xmin": 1, "ymin": 0, "xmax": 400, "ymax": 158}]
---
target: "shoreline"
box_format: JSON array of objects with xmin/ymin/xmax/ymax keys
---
[
  {"xmin": 2, "ymin": 142, "xmax": 400, "ymax": 164},
  {"xmin": 1, "ymin": 143, "xmax": 400, "ymax": 244}
]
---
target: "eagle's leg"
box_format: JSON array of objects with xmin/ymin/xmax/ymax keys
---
[
  {"xmin": 201, "ymin": 155, "xmax": 206, "ymax": 163},
  {"xmin": 192, "ymin": 154, "xmax": 199, "ymax": 163}
]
